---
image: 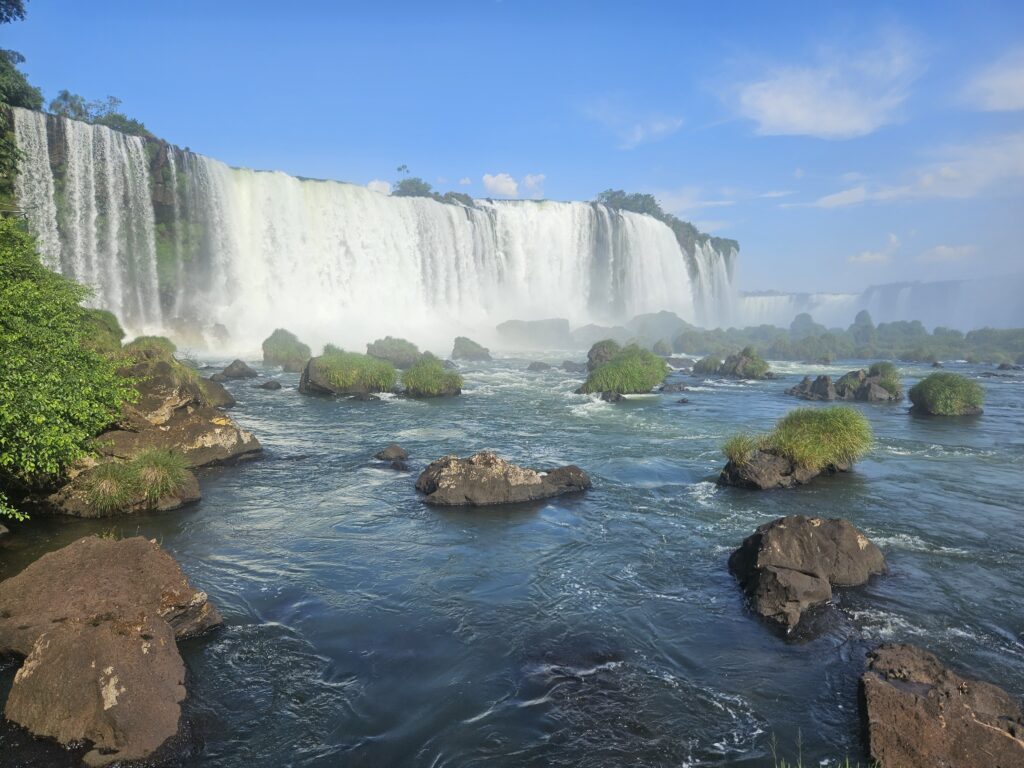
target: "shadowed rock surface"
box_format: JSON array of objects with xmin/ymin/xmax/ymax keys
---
[
  {"xmin": 728, "ymin": 515, "xmax": 885, "ymax": 628},
  {"xmin": 718, "ymin": 450, "xmax": 850, "ymax": 490},
  {"xmin": 221, "ymin": 359, "xmax": 258, "ymax": 379},
  {"xmin": 861, "ymin": 643, "xmax": 1024, "ymax": 767},
  {"xmin": 787, "ymin": 370, "xmax": 901, "ymax": 402},
  {"xmin": 416, "ymin": 451, "xmax": 591, "ymax": 506},
  {"xmin": 451, "ymin": 336, "xmax": 491, "ymax": 362},
  {"xmin": 256, "ymin": 379, "xmax": 282, "ymax": 390},
  {"xmin": 375, "ymin": 443, "xmax": 408, "ymax": 461}
]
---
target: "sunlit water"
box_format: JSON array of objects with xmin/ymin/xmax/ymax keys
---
[{"xmin": 2, "ymin": 359, "xmax": 1022, "ymax": 766}]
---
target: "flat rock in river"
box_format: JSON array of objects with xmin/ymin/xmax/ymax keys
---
[{"xmin": 416, "ymin": 451, "xmax": 591, "ymax": 506}]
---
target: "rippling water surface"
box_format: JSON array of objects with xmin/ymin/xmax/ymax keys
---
[{"xmin": 2, "ymin": 358, "xmax": 1022, "ymax": 766}]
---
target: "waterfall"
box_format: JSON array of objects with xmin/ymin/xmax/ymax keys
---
[{"xmin": 12, "ymin": 107, "xmax": 737, "ymax": 350}]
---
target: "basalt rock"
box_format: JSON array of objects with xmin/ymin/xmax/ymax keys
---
[
  {"xmin": 659, "ymin": 382, "xmax": 690, "ymax": 393},
  {"xmin": 375, "ymin": 443, "xmax": 409, "ymax": 462},
  {"xmin": 728, "ymin": 515, "xmax": 885, "ymax": 628},
  {"xmin": 599, "ymin": 391, "xmax": 624, "ymax": 403},
  {"xmin": 256, "ymin": 379, "xmax": 282, "ymax": 390},
  {"xmin": 220, "ymin": 359, "xmax": 258, "ymax": 379},
  {"xmin": 451, "ymin": 336, "xmax": 491, "ymax": 362},
  {"xmin": 718, "ymin": 449, "xmax": 850, "ymax": 490},
  {"xmin": 416, "ymin": 451, "xmax": 591, "ymax": 506},
  {"xmin": 787, "ymin": 370, "xmax": 901, "ymax": 403},
  {"xmin": 202, "ymin": 377, "xmax": 236, "ymax": 408},
  {"xmin": 44, "ymin": 464, "xmax": 201, "ymax": 518},
  {"xmin": 861, "ymin": 643, "xmax": 1024, "ymax": 767}
]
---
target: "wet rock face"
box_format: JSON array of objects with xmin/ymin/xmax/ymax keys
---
[
  {"xmin": 0, "ymin": 537, "xmax": 222, "ymax": 765},
  {"xmin": 718, "ymin": 450, "xmax": 849, "ymax": 490},
  {"xmin": 416, "ymin": 451, "xmax": 591, "ymax": 506},
  {"xmin": 728, "ymin": 515, "xmax": 885, "ymax": 628},
  {"xmin": 861, "ymin": 643, "xmax": 1024, "ymax": 767},
  {"xmin": 375, "ymin": 443, "xmax": 408, "ymax": 461},
  {"xmin": 599, "ymin": 391, "xmax": 625, "ymax": 403},
  {"xmin": 256, "ymin": 379, "xmax": 282, "ymax": 390}
]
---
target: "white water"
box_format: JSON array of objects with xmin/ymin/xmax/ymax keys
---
[{"xmin": 13, "ymin": 107, "xmax": 736, "ymax": 351}]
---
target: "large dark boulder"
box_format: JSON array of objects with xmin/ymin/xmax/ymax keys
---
[
  {"xmin": 718, "ymin": 449, "xmax": 849, "ymax": 490},
  {"xmin": 861, "ymin": 644, "xmax": 1024, "ymax": 767},
  {"xmin": 416, "ymin": 451, "xmax": 591, "ymax": 506},
  {"xmin": 202, "ymin": 377, "xmax": 236, "ymax": 408},
  {"xmin": 451, "ymin": 336, "xmax": 491, "ymax": 362},
  {"xmin": 0, "ymin": 537, "xmax": 222, "ymax": 765},
  {"xmin": 599, "ymin": 390, "xmax": 624, "ymax": 403},
  {"xmin": 220, "ymin": 359, "xmax": 258, "ymax": 379},
  {"xmin": 728, "ymin": 515, "xmax": 885, "ymax": 628},
  {"xmin": 788, "ymin": 370, "xmax": 901, "ymax": 403},
  {"xmin": 786, "ymin": 375, "xmax": 838, "ymax": 401},
  {"xmin": 375, "ymin": 443, "xmax": 408, "ymax": 461},
  {"xmin": 256, "ymin": 379, "xmax": 282, "ymax": 390}
]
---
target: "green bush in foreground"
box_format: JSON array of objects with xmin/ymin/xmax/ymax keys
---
[
  {"xmin": 908, "ymin": 372, "xmax": 984, "ymax": 415},
  {"xmin": 402, "ymin": 354, "xmax": 463, "ymax": 396},
  {"xmin": 262, "ymin": 328, "xmax": 311, "ymax": 370},
  {"xmin": 316, "ymin": 349, "xmax": 397, "ymax": 393},
  {"xmin": 868, "ymin": 361, "xmax": 901, "ymax": 396},
  {"xmin": 579, "ymin": 344, "xmax": 669, "ymax": 394},
  {"xmin": 0, "ymin": 219, "xmax": 137, "ymax": 520},
  {"xmin": 723, "ymin": 406, "xmax": 873, "ymax": 472},
  {"xmin": 367, "ymin": 336, "xmax": 422, "ymax": 369}
]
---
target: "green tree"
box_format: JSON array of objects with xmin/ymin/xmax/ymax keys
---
[
  {"xmin": 0, "ymin": 1, "xmax": 26, "ymax": 24},
  {"xmin": 0, "ymin": 48, "xmax": 43, "ymax": 109},
  {"xmin": 392, "ymin": 176, "xmax": 434, "ymax": 197},
  {"xmin": 0, "ymin": 219, "xmax": 137, "ymax": 519},
  {"xmin": 48, "ymin": 89, "xmax": 91, "ymax": 121}
]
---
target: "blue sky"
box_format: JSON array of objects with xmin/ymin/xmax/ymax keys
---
[{"xmin": 5, "ymin": 0, "xmax": 1023, "ymax": 293}]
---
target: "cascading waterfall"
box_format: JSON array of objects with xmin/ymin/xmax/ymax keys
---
[{"xmin": 12, "ymin": 107, "xmax": 738, "ymax": 349}]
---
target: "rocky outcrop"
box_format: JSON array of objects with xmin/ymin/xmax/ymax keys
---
[
  {"xmin": 201, "ymin": 377, "xmax": 236, "ymax": 408},
  {"xmin": 787, "ymin": 370, "xmax": 900, "ymax": 402},
  {"xmin": 220, "ymin": 359, "xmax": 258, "ymax": 379},
  {"xmin": 0, "ymin": 536, "xmax": 222, "ymax": 766},
  {"xmin": 527, "ymin": 361, "xmax": 552, "ymax": 372},
  {"xmin": 375, "ymin": 443, "xmax": 408, "ymax": 461},
  {"xmin": 587, "ymin": 340, "xmax": 620, "ymax": 372},
  {"xmin": 451, "ymin": 336, "xmax": 491, "ymax": 362},
  {"xmin": 416, "ymin": 451, "xmax": 591, "ymax": 506},
  {"xmin": 861, "ymin": 644, "xmax": 1024, "ymax": 767},
  {"xmin": 496, "ymin": 318, "xmax": 571, "ymax": 349},
  {"xmin": 718, "ymin": 348, "xmax": 772, "ymax": 379},
  {"xmin": 728, "ymin": 515, "xmax": 885, "ymax": 628},
  {"xmin": 658, "ymin": 382, "xmax": 689, "ymax": 393},
  {"xmin": 718, "ymin": 450, "xmax": 849, "ymax": 490},
  {"xmin": 561, "ymin": 360, "xmax": 587, "ymax": 373},
  {"xmin": 44, "ymin": 463, "xmax": 200, "ymax": 518}
]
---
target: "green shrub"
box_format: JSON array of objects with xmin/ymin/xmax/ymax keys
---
[
  {"xmin": 722, "ymin": 433, "xmax": 760, "ymax": 466},
  {"xmin": 692, "ymin": 355, "xmax": 721, "ymax": 375},
  {"xmin": 131, "ymin": 448, "xmax": 189, "ymax": 503},
  {"xmin": 653, "ymin": 339, "xmax": 672, "ymax": 356},
  {"xmin": 84, "ymin": 461, "xmax": 139, "ymax": 515},
  {"xmin": 124, "ymin": 335, "xmax": 177, "ymax": 359},
  {"xmin": 767, "ymin": 407, "xmax": 873, "ymax": 471},
  {"xmin": 316, "ymin": 350, "xmax": 397, "ymax": 393},
  {"xmin": 868, "ymin": 361, "xmax": 901, "ymax": 395},
  {"xmin": 0, "ymin": 219, "xmax": 137, "ymax": 520},
  {"xmin": 402, "ymin": 354, "xmax": 463, "ymax": 396},
  {"xmin": 367, "ymin": 336, "xmax": 422, "ymax": 369},
  {"xmin": 262, "ymin": 328, "xmax": 311, "ymax": 370},
  {"xmin": 908, "ymin": 372, "xmax": 984, "ymax": 415},
  {"xmin": 323, "ymin": 343, "xmax": 344, "ymax": 355},
  {"xmin": 579, "ymin": 344, "xmax": 669, "ymax": 394}
]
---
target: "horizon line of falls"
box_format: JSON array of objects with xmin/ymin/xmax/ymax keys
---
[{"xmin": 11, "ymin": 107, "xmax": 738, "ymax": 350}]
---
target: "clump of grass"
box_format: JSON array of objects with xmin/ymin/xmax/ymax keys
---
[
  {"xmin": 262, "ymin": 328, "xmax": 311, "ymax": 370},
  {"xmin": 123, "ymin": 335, "xmax": 177, "ymax": 359},
  {"xmin": 868, "ymin": 361, "xmax": 901, "ymax": 396},
  {"xmin": 84, "ymin": 462, "xmax": 139, "ymax": 515},
  {"xmin": 578, "ymin": 344, "xmax": 669, "ymax": 394},
  {"xmin": 692, "ymin": 355, "xmax": 721, "ymax": 375},
  {"xmin": 314, "ymin": 349, "xmax": 397, "ymax": 393},
  {"xmin": 367, "ymin": 336, "xmax": 422, "ymax": 369},
  {"xmin": 721, "ymin": 406, "xmax": 873, "ymax": 472},
  {"xmin": 908, "ymin": 372, "xmax": 984, "ymax": 415},
  {"xmin": 402, "ymin": 354, "xmax": 463, "ymax": 396},
  {"xmin": 132, "ymin": 449, "xmax": 190, "ymax": 503},
  {"xmin": 721, "ymin": 346, "xmax": 770, "ymax": 378},
  {"xmin": 78, "ymin": 308, "xmax": 125, "ymax": 357}
]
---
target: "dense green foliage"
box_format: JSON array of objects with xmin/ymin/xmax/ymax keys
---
[
  {"xmin": 0, "ymin": 219, "xmax": 136, "ymax": 519},
  {"xmin": 692, "ymin": 355, "xmax": 721, "ymax": 375},
  {"xmin": 390, "ymin": 176, "xmax": 477, "ymax": 207},
  {"xmin": 84, "ymin": 449, "xmax": 189, "ymax": 513},
  {"xmin": 315, "ymin": 349, "xmax": 397, "ymax": 393},
  {"xmin": 123, "ymin": 335, "xmax": 176, "ymax": 358},
  {"xmin": 366, "ymin": 336, "xmax": 422, "ymax": 369},
  {"xmin": 668, "ymin": 310, "xmax": 1024, "ymax": 365},
  {"xmin": 595, "ymin": 189, "xmax": 739, "ymax": 256},
  {"xmin": 0, "ymin": 1, "xmax": 26, "ymax": 24},
  {"xmin": 262, "ymin": 328, "xmax": 311, "ymax": 369},
  {"xmin": 908, "ymin": 372, "xmax": 984, "ymax": 415},
  {"xmin": 867, "ymin": 361, "xmax": 901, "ymax": 395},
  {"xmin": 78, "ymin": 308, "xmax": 126, "ymax": 356},
  {"xmin": 0, "ymin": 48, "xmax": 42, "ymax": 109},
  {"xmin": 401, "ymin": 354, "xmax": 463, "ymax": 396},
  {"xmin": 48, "ymin": 91, "xmax": 153, "ymax": 138},
  {"xmin": 579, "ymin": 344, "xmax": 669, "ymax": 394},
  {"xmin": 723, "ymin": 407, "xmax": 873, "ymax": 472}
]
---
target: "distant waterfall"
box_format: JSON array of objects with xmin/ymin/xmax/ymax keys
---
[{"xmin": 12, "ymin": 107, "xmax": 738, "ymax": 348}]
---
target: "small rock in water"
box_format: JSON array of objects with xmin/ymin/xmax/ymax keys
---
[
  {"xmin": 416, "ymin": 451, "xmax": 591, "ymax": 506},
  {"xmin": 221, "ymin": 359, "xmax": 258, "ymax": 379},
  {"xmin": 527, "ymin": 361, "xmax": 552, "ymax": 372},
  {"xmin": 659, "ymin": 382, "xmax": 689, "ymax": 393},
  {"xmin": 350, "ymin": 392, "xmax": 381, "ymax": 401},
  {"xmin": 931, "ymin": 361, "xmax": 943, "ymax": 368},
  {"xmin": 375, "ymin": 443, "xmax": 409, "ymax": 461},
  {"xmin": 209, "ymin": 372, "xmax": 228, "ymax": 382},
  {"xmin": 599, "ymin": 391, "xmax": 624, "ymax": 403},
  {"xmin": 256, "ymin": 379, "xmax": 282, "ymax": 390},
  {"xmin": 390, "ymin": 460, "xmax": 410, "ymax": 471},
  {"xmin": 676, "ymin": 397, "xmax": 690, "ymax": 404}
]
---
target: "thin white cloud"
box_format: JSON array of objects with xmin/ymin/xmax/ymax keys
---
[
  {"xmin": 793, "ymin": 168, "xmax": 805, "ymax": 179},
  {"xmin": 963, "ymin": 48, "xmax": 1024, "ymax": 112},
  {"xmin": 458, "ymin": 177, "xmax": 472, "ymax": 186},
  {"xmin": 849, "ymin": 233, "xmax": 900, "ymax": 265},
  {"xmin": 693, "ymin": 220, "xmax": 731, "ymax": 233},
  {"xmin": 759, "ymin": 189, "xmax": 794, "ymax": 198},
  {"xmin": 918, "ymin": 244, "xmax": 976, "ymax": 263},
  {"xmin": 582, "ymin": 99, "xmax": 684, "ymax": 149},
  {"xmin": 655, "ymin": 187, "xmax": 735, "ymax": 217},
  {"xmin": 522, "ymin": 173, "xmax": 545, "ymax": 199},
  {"xmin": 482, "ymin": 173, "xmax": 518, "ymax": 196},
  {"xmin": 734, "ymin": 33, "xmax": 921, "ymax": 139},
  {"xmin": 812, "ymin": 185, "xmax": 868, "ymax": 208},
  {"xmin": 367, "ymin": 179, "xmax": 390, "ymax": 195}
]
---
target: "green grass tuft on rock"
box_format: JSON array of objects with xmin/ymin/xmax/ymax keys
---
[
  {"xmin": 868, "ymin": 361, "xmax": 901, "ymax": 395},
  {"xmin": 317, "ymin": 350, "xmax": 397, "ymax": 393},
  {"xmin": 722, "ymin": 433, "xmax": 760, "ymax": 466},
  {"xmin": 262, "ymin": 328, "xmax": 311, "ymax": 370},
  {"xmin": 579, "ymin": 344, "xmax": 669, "ymax": 394},
  {"xmin": 131, "ymin": 448, "xmax": 190, "ymax": 503},
  {"xmin": 908, "ymin": 372, "xmax": 984, "ymax": 415},
  {"xmin": 123, "ymin": 335, "xmax": 177, "ymax": 359},
  {"xmin": 367, "ymin": 336, "xmax": 422, "ymax": 369},
  {"xmin": 84, "ymin": 462, "xmax": 139, "ymax": 515},
  {"xmin": 402, "ymin": 354, "xmax": 463, "ymax": 396}
]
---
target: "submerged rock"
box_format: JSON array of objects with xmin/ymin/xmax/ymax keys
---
[
  {"xmin": 0, "ymin": 536, "xmax": 222, "ymax": 766},
  {"xmin": 561, "ymin": 360, "xmax": 587, "ymax": 373},
  {"xmin": 728, "ymin": 515, "xmax": 885, "ymax": 628},
  {"xmin": 861, "ymin": 643, "xmax": 1024, "ymax": 767},
  {"xmin": 220, "ymin": 359, "xmax": 258, "ymax": 379},
  {"xmin": 527, "ymin": 361, "xmax": 552, "ymax": 372},
  {"xmin": 718, "ymin": 449, "xmax": 849, "ymax": 490},
  {"xmin": 416, "ymin": 451, "xmax": 591, "ymax": 506},
  {"xmin": 256, "ymin": 379, "xmax": 282, "ymax": 390},
  {"xmin": 658, "ymin": 382, "xmax": 689, "ymax": 393},
  {"xmin": 375, "ymin": 443, "xmax": 409, "ymax": 461},
  {"xmin": 599, "ymin": 391, "xmax": 624, "ymax": 403}
]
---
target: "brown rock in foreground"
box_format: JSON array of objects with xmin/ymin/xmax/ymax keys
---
[
  {"xmin": 0, "ymin": 536, "xmax": 221, "ymax": 765},
  {"xmin": 862, "ymin": 643, "xmax": 1024, "ymax": 767},
  {"xmin": 728, "ymin": 515, "xmax": 885, "ymax": 628},
  {"xmin": 416, "ymin": 451, "xmax": 591, "ymax": 506}
]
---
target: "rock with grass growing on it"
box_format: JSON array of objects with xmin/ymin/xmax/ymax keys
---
[
  {"xmin": 366, "ymin": 336, "xmax": 422, "ymax": 369},
  {"xmin": 861, "ymin": 644, "xmax": 1024, "ymax": 767},
  {"xmin": 908, "ymin": 372, "xmax": 984, "ymax": 416},
  {"xmin": 729, "ymin": 515, "xmax": 885, "ymax": 628},
  {"xmin": 691, "ymin": 355, "xmax": 721, "ymax": 376},
  {"xmin": 718, "ymin": 406, "xmax": 873, "ymax": 490},
  {"xmin": 299, "ymin": 349, "xmax": 397, "ymax": 396},
  {"xmin": 788, "ymin": 362, "xmax": 902, "ymax": 403},
  {"xmin": 416, "ymin": 451, "xmax": 591, "ymax": 506},
  {"xmin": 401, "ymin": 353, "xmax": 463, "ymax": 397},
  {"xmin": 451, "ymin": 336, "xmax": 491, "ymax": 362},
  {"xmin": 718, "ymin": 346, "xmax": 771, "ymax": 379},
  {"xmin": 261, "ymin": 328, "xmax": 311, "ymax": 372},
  {"xmin": 586, "ymin": 339, "xmax": 620, "ymax": 372},
  {"xmin": 577, "ymin": 344, "xmax": 669, "ymax": 395}
]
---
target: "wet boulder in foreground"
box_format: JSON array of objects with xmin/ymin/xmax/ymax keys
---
[
  {"xmin": 416, "ymin": 451, "xmax": 591, "ymax": 506},
  {"xmin": 0, "ymin": 536, "xmax": 222, "ymax": 765},
  {"xmin": 728, "ymin": 515, "xmax": 885, "ymax": 628},
  {"xmin": 861, "ymin": 643, "xmax": 1024, "ymax": 767}
]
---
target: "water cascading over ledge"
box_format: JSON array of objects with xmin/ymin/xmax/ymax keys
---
[{"xmin": 8, "ymin": 106, "xmax": 739, "ymax": 349}]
